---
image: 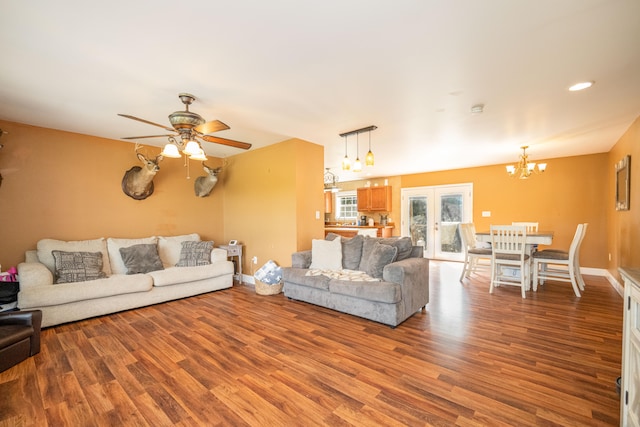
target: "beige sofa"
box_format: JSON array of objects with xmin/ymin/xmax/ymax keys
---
[{"xmin": 17, "ymin": 234, "xmax": 233, "ymax": 327}]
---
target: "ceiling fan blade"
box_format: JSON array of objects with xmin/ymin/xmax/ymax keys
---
[
  {"xmin": 121, "ymin": 134, "xmax": 175, "ymax": 140},
  {"xmin": 201, "ymin": 135, "xmax": 252, "ymax": 150},
  {"xmin": 194, "ymin": 120, "xmax": 230, "ymax": 135},
  {"xmin": 118, "ymin": 114, "xmax": 175, "ymax": 132}
]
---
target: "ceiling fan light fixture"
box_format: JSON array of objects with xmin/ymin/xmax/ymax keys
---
[
  {"xmin": 183, "ymin": 140, "xmax": 201, "ymax": 156},
  {"xmin": 189, "ymin": 148, "xmax": 208, "ymax": 161},
  {"xmin": 160, "ymin": 143, "xmax": 181, "ymax": 158}
]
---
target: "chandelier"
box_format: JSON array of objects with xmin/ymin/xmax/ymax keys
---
[
  {"xmin": 339, "ymin": 125, "xmax": 377, "ymax": 171},
  {"xmin": 506, "ymin": 146, "xmax": 547, "ymax": 179},
  {"xmin": 324, "ymin": 168, "xmax": 340, "ymax": 192}
]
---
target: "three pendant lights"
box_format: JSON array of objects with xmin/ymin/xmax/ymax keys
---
[{"xmin": 340, "ymin": 125, "xmax": 377, "ymax": 171}]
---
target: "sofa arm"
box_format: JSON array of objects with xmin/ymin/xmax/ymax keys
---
[
  {"xmin": 17, "ymin": 262, "xmax": 54, "ymax": 289},
  {"xmin": 0, "ymin": 309, "xmax": 42, "ymax": 354},
  {"xmin": 383, "ymin": 257, "xmax": 430, "ymax": 312},
  {"xmin": 210, "ymin": 248, "xmax": 228, "ymax": 263},
  {"xmin": 291, "ymin": 250, "xmax": 312, "ymax": 268}
]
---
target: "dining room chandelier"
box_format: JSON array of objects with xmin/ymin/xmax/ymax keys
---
[
  {"xmin": 506, "ymin": 146, "xmax": 547, "ymax": 179},
  {"xmin": 340, "ymin": 125, "xmax": 377, "ymax": 171},
  {"xmin": 324, "ymin": 168, "xmax": 340, "ymax": 192}
]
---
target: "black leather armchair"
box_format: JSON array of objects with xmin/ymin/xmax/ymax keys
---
[{"xmin": 0, "ymin": 310, "xmax": 42, "ymax": 372}]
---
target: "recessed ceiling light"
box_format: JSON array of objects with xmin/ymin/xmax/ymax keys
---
[
  {"xmin": 470, "ymin": 104, "xmax": 484, "ymax": 114},
  {"xmin": 569, "ymin": 81, "xmax": 594, "ymax": 91}
]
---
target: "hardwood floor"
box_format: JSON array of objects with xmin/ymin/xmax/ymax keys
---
[{"xmin": 0, "ymin": 261, "xmax": 623, "ymax": 426}]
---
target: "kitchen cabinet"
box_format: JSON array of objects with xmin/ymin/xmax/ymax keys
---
[
  {"xmin": 357, "ymin": 186, "xmax": 392, "ymax": 212},
  {"xmin": 620, "ymin": 267, "xmax": 640, "ymax": 427},
  {"xmin": 324, "ymin": 192, "xmax": 333, "ymax": 214}
]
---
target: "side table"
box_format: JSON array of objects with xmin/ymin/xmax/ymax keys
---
[{"xmin": 219, "ymin": 244, "xmax": 243, "ymax": 284}]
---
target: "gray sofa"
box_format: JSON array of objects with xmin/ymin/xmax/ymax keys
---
[
  {"xmin": 283, "ymin": 234, "xmax": 429, "ymax": 327},
  {"xmin": 17, "ymin": 234, "xmax": 234, "ymax": 327}
]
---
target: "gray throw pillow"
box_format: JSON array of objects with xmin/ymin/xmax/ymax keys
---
[
  {"xmin": 364, "ymin": 242, "xmax": 398, "ymax": 279},
  {"xmin": 176, "ymin": 241, "xmax": 213, "ymax": 267},
  {"xmin": 358, "ymin": 236, "xmax": 378, "ymax": 271},
  {"xmin": 52, "ymin": 250, "xmax": 107, "ymax": 284},
  {"xmin": 119, "ymin": 243, "xmax": 164, "ymax": 274},
  {"xmin": 325, "ymin": 233, "xmax": 364, "ymax": 270},
  {"xmin": 379, "ymin": 237, "xmax": 413, "ymax": 261}
]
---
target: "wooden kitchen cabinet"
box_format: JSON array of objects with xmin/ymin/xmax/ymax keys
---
[
  {"xmin": 357, "ymin": 186, "xmax": 392, "ymax": 212},
  {"xmin": 324, "ymin": 192, "xmax": 333, "ymax": 214}
]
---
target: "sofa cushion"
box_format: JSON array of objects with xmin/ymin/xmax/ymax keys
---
[
  {"xmin": 362, "ymin": 242, "xmax": 398, "ymax": 279},
  {"xmin": 176, "ymin": 241, "xmax": 214, "ymax": 267},
  {"xmin": 18, "ymin": 274, "xmax": 154, "ymax": 308},
  {"xmin": 148, "ymin": 262, "xmax": 233, "ymax": 287},
  {"xmin": 157, "ymin": 234, "xmax": 201, "ymax": 268},
  {"xmin": 282, "ymin": 267, "xmax": 331, "ymax": 291},
  {"xmin": 37, "ymin": 238, "xmax": 111, "ymax": 276},
  {"xmin": 52, "ymin": 250, "xmax": 108, "ymax": 284},
  {"xmin": 328, "ymin": 279, "xmax": 401, "ymax": 304},
  {"xmin": 119, "ymin": 243, "xmax": 164, "ymax": 274},
  {"xmin": 309, "ymin": 238, "xmax": 342, "ymax": 270},
  {"xmin": 107, "ymin": 236, "xmax": 158, "ymax": 274},
  {"xmin": 326, "ymin": 233, "xmax": 364, "ymax": 270}
]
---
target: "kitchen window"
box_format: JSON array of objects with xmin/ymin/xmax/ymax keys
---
[{"xmin": 335, "ymin": 191, "xmax": 357, "ymax": 220}]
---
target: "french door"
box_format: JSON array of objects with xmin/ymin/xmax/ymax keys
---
[{"xmin": 401, "ymin": 184, "xmax": 473, "ymax": 261}]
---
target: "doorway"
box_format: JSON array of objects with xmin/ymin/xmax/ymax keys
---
[{"xmin": 401, "ymin": 184, "xmax": 473, "ymax": 261}]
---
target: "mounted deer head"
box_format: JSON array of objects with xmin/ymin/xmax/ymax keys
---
[
  {"xmin": 194, "ymin": 163, "xmax": 222, "ymax": 197},
  {"xmin": 121, "ymin": 143, "xmax": 164, "ymax": 200}
]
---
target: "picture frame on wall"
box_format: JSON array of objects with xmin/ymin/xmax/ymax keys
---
[{"xmin": 615, "ymin": 155, "xmax": 631, "ymax": 211}]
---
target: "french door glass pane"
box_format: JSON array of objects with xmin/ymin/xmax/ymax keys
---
[
  {"xmin": 409, "ymin": 196, "xmax": 427, "ymax": 248},
  {"xmin": 440, "ymin": 194, "xmax": 462, "ymax": 254}
]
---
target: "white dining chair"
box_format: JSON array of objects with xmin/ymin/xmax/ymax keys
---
[
  {"xmin": 532, "ymin": 223, "xmax": 588, "ymax": 297},
  {"xmin": 490, "ymin": 225, "xmax": 530, "ymax": 298},
  {"xmin": 459, "ymin": 223, "xmax": 492, "ymax": 281},
  {"xmin": 512, "ymin": 222, "xmax": 539, "ymax": 233}
]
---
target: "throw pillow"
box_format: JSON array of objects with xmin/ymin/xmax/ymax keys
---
[
  {"xmin": 52, "ymin": 250, "xmax": 108, "ymax": 284},
  {"xmin": 107, "ymin": 236, "xmax": 158, "ymax": 275},
  {"xmin": 38, "ymin": 238, "xmax": 111, "ymax": 276},
  {"xmin": 325, "ymin": 233, "xmax": 364, "ymax": 270},
  {"xmin": 119, "ymin": 244, "xmax": 164, "ymax": 274},
  {"xmin": 158, "ymin": 234, "xmax": 201, "ymax": 268},
  {"xmin": 309, "ymin": 237, "xmax": 342, "ymax": 270},
  {"xmin": 363, "ymin": 242, "xmax": 398, "ymax": 279},
  {"xmin": 176, "ymin": 241, "xmax": 214, "ymax": 267},
  {"xmin": 358, "ymin": 236, "xmax": 377, "ymax": 271},
  {"xmin": 379, "ymin": 237, "xmax": 413, "ymax": 261}
]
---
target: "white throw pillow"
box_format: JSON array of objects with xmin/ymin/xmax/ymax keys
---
[
  {"xmin": 157, "ymin": 234, "xmax": 201, "ymax": 268},
  {"xmin": 309, "ymin": 237, "xmax": 342, "ymax": 270},
  {"xmin": 107, "ymin": 237, "xmax": 158, "ymax": 275}
]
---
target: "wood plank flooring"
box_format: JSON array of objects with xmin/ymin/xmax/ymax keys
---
[{"xmin": 0, "ymin": 261, "xmax": 623, "ymax": 426}]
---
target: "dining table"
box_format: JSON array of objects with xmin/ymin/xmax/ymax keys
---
[{"xmin": 475, "ymin": 230, "xmax": 554, "ymax": 247}]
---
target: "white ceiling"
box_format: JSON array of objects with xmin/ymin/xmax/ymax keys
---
[{"xmin": 1, "ymin": 0, "xmax": 639, "ymax": 183}]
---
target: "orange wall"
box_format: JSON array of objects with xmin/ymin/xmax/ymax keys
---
[
  {"xmin": 0, "ymin": 120, "xmax": 225, "ymax": 268},
  {"xmin": 607, "ymin": 115, "xmax": 640, "ymax": 280},
  {"xmin": 222, "ymin": 138, "xmax": 324, "ymax": 274},
  {"xmin": 333, "ymin": 154, "xmax": 608, "ymax": 268}
]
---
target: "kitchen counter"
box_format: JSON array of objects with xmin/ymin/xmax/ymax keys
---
[{"xmin": 324, "ymin": 224, "xmax": 394, "ymax": 238}]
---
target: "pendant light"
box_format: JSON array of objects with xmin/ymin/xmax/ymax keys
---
[
  {"xmin": 353, "ymin": 133, "xmax": 362, "ymax": 172},
  {"xmin": 365, "ymin": 129, "xmax": 374, "ymax": 166},
  {"xmin": 342, "ymin": 135, "xmax": 351, "ymax": 170}
]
